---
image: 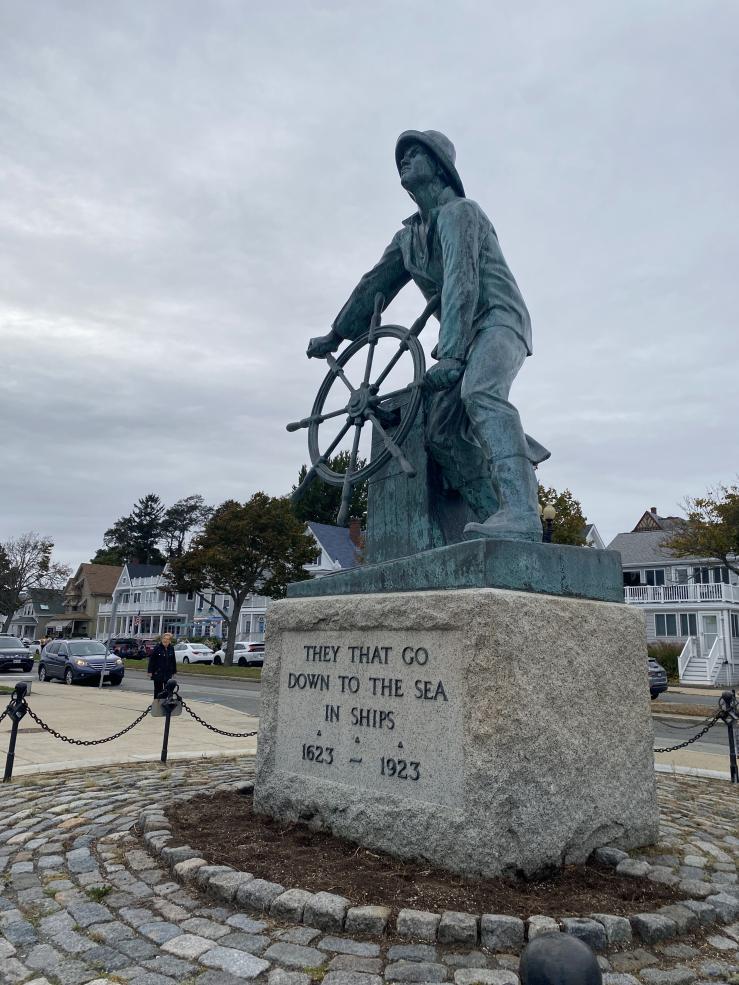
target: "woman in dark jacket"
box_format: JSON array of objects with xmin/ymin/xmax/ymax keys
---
[{"xmin": 147, "ymin": 633, "xmax": 177, "ymax": 697}]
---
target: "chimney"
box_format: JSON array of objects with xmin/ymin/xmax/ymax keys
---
[
  {"xmin": 650, "ymin": 507, "xmax": 657, "ymax": 515},
  {"xmin": 348, "ymin": 517, "xmax": 362, "ymax": 548}
]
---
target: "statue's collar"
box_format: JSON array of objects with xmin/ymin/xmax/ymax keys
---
[{"xmin": 402, "ymin": 188, "xmax": 459, "ymax": 227}]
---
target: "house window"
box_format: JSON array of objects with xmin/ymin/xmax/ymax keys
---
[
  {"xmin": 645, "ymin": 569, "xmax": 665, "ymax": 586},
  {"xmin": 679, "ymin": 613, "xmax": 697, "ymax": 636},
  {"xmin": 711, "ymin": 567, "xmax": 729, "ymax": 584},
  {"xmin": 731, "ymin": 613, "xmax": 739, "ymax": 638},
  {"xmin": 673, "ymin": 568, "xmax": 689, "ymax": 584},
  {"xmin": 133, "ymin": 592, "xmax": 141, "ymax": 603},
  {"xmin": 655, "ymin": 613, "xmax": 677, "ymax": 637},
  {"xmin": 197, "ymin": 596, "xmax": 204, "ymax": 611},
  {"xmin": 693, "ymin": 567, "xmax": 710, "ymax": 584},
  {"xmin": 187, "ymin": 591, "xmax": 194, "ymax": 600},
  {"xmin": 223, "ymin": 598, "xmax": 230, "ymax": 611},
  {"xmin": 121, "ymin": 592, "xmax": 130, "ymax": 604}
]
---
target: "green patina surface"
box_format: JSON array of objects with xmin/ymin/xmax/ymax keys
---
[{"xmin": 287, "ymin": 537, "xmax": 623, "ymax": 603}]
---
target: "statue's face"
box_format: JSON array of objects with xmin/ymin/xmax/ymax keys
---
[{"xmin": 399, "ymin": 143, "xmax": 438, "ymax": 193}]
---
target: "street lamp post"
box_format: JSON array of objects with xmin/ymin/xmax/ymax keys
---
[{"xmin": 541, "ymin": 504, "xmax": 556, "ymax": 544}]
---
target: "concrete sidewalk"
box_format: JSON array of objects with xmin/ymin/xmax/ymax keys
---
[{"xmin": 0, "ymin": 679, "xmax": 258, "ymax": 776}]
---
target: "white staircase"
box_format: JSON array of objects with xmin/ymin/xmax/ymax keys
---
[{"xmin": 679, "ymin": 636, "xmax": 725, "ymax": 686}]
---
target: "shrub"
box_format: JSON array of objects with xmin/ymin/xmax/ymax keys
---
[{"xmin": 647, "ymin": 641, "xmax": 682, "ymax": 681}]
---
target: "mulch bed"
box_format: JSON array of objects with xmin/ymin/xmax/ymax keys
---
[{"xmin": 165, "ymin": 791, "xmax": 686, "ymax": 919}]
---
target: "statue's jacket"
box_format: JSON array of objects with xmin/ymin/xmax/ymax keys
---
[{"xmin": 332, "ymin": 196, "xmax": 532, "ymax": 363}]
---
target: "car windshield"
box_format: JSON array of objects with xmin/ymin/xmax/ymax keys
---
[
  {"xmin": 0, "ymin": 636, "xmax": 23, "ymax": 649},
  {"xmin": 68, "ymin": 642, "xmax": 108, "ymax": 656}
]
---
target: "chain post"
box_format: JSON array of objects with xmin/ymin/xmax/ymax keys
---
[
  {"xmin": 3, "ymin": 682, "xmax": 29, "ymax": 783},
  {"xmin": 158, "ymin": 679, "xmax": 182, "ymax": 764},
  {"xmin": 718, "ymin": 689, "xmax": 738, "ymax": 783}
]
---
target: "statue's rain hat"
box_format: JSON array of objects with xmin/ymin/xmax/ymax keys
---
[{"xmin": 395, "ymin": 130, "xmax": 465, "ymax": 198}]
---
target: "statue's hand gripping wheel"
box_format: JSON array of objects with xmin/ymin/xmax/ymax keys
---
[{"xmin": 287, "ymin": 292, "xmax": 439, "ymax": 526}]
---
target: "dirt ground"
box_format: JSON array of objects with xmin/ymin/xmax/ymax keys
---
[{"xmin": 166, "ymin": 790, "xmax": 685, "ymax": 919}]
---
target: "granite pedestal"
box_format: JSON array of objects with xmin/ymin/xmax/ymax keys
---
[{"xmin": 254, "ymin": 583, "xmax": 659, "ymax": 879}]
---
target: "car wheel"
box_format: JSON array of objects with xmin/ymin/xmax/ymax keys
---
[
  {"xmin": 650, "ymin": 691, "xmax": 658, "ymax": 700},
  {"xmin": 64, "ymin": 668, "xmax": 74, "ymax": 686},
  {"xmin": 213, "ymin": 655, "xmax": 222, "ymax": 665},
  {"xmin": 238, "ymin": 656, "xmax": 247, "ymax": 667},
  {"xmin": 110, "ymin": 677, "xmax": 123, "ymax": 687},
  {"xmin": 38, "ymin": 664, "xmax": 47, "ymax": 682},
  {"xmin": 182, "ymin": 656, "xmax": 189, "ymax": 664}
]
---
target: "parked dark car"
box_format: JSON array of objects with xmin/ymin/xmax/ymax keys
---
[
  {"xmin": 110, "ymin": 637, "xmax": 139, "ymax": 659},
  {"xmin": 38, "ymin": 640, "xmax": 124, "ymax": 686},
  {"xmin": 648, "ymin": 657, "xmax": 668, "ymax": 700},
  {"xmin": 137, "ymin": 639, "xmax": 158, "ymax": 659},
  {"xmin": 0, "ymin": 636, "xmax": 34, "ymax": 673}
]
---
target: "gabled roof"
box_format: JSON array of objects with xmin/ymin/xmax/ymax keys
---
[
  {"xmin": 125, "ymin": 563, "xmax": 165, "ymax": 579},
  {"xmin": 632, "ymin": 510, "xmax": 684, "ymax": 533},
  {"xmin": 24, "ymin": 589, "xmax": 65, "ymax": 613},
  {"xmin": 68, "ymin": 563, "xmax": 122, "ymax": 596},
  {"xmin": 608, "ymin": 507, "xmax": 693, "ymax": 567},
  {"xmin": 307, "ymin": 522, "xmax": 360, "ymax": 570}
]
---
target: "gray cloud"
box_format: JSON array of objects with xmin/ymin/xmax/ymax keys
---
[{"xmin": 2, "ymin": 0, "xmax": 738, "ymax": 567}]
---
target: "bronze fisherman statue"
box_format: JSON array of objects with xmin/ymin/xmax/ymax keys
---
[{"xmin": 308, "ymin": 130, "xmax": 549, "ymax": 542}]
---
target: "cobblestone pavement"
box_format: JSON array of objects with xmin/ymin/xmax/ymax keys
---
[{"xmin": 0, "ymin": 759, "xmax": 737, "ymax": 985}]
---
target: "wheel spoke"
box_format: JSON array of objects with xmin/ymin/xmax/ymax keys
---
[
  {"xmin": 366, "ymin": 411, "xmax": 416, "ymax": 476},
  {"xmin": 362, "ymin": 292, "xmax": 385, "ymax": 386},
  {"xmin": 325, "ymin": 354, "xmax": 357, "ymax": 395},
  {"xmin": 286, "ymin": 404, "xmax": 350, "ymax": 432},
  {"xmin": 320, "ymin": 418, "xmax": 353, "ymax": 461},
  {"xmin": 337, "ymin": 422, "xmax": 363, "ymax": 526},
  {"xmin": 372, "ymin": 337, "xmax": 411, "ymax": 391},
  {"xmin": 374, "ymin": 381, "xmax": 422, "ymax": 405}
]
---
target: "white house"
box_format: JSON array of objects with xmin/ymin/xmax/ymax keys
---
[
  {"xmin": 95, "ymin": 563, "xmax": 195, "ymax": 639},
  {"xmin": 608, "ymin": 507, "xmax": 739, "ymax": 687}
]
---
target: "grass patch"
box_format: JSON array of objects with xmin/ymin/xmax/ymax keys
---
[
  {"xmin": 86, "ymin": 885, "xmax": 113, "ymax": 901},
  {"xmin": 123, "ymin": 657, "xmax": 261, "ymax": 680},
  {"xmin": 0, "ymin": 685, "xmax": 15, "ymax": 694},
  {"xmin": 303, "ymin": 967, "xmax": 328, "ymax": 983}
]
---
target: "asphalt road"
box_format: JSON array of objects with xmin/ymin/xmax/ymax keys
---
[
  {"xmin": 652, "ymin": 714, "xmax": 732, "ymax": 752},
  {"xmin": 120, "ymin": 671, "xmax": 735, "ymax": 757},
  {"xmin": 121, "ymin": 668, "xmax": 261, "ymax": 717}
]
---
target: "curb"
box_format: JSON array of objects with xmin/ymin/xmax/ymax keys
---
[{"xmin": 135, "ymin": 783, "xmax": 739, "ymax": 952}]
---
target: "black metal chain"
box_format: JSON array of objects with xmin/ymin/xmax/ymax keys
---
[
  {"xmin": 181, "ymin": 699, "xmax": 258, "ymax": 738},
  {"xmin": 25, "ymin": 704, "xmax": 152, "ymax": 746},
  {"xmin": 659, "ymin": 714, "xmax": 717, "ymax": 730},
  {"xmin": 654, "ymin": 714, "xmax": 721, "ymax": 753}
]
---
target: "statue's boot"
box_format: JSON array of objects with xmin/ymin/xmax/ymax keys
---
[{"xmin": 463, "ymin": 455, "xmax": 541, "ymax": 542}]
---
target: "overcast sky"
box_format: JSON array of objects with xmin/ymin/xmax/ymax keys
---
[{"xmin": 2, "ymin": 0, "xmax": 738, "ymax": 570}]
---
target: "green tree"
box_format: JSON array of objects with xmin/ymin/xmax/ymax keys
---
[
  {"xmin": 168, "ymin": 494, "xmax": 316, "ymax": 666},
  {"xmin": 92, "ymin": 493, "xmax": 166, "ymax": 566},
  {"xmin": 0, "ymin": 533, "xmax": 72, "ymax": 632},
  {"xmin": 660, "ymin": 482, "xmax": 739, "ymax": 575},
  {"xmin": 160, "ymin": 495, "xmax": 213, "ymax": 558},
  {"xmin": 537, "ymin": 484, "xmax": 588, "ymax": 546},
  {"xmin": 292, "ymin": 450, "xmax": 368, "ymax": 525}
]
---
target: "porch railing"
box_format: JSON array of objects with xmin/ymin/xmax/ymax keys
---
[
  {"xmin": 625, "ymin": 583, "xmax": 739, "ymax": 604},
  {"xmin": 678, "ymin": 636, "xmax": 697, "ymax": 679}
]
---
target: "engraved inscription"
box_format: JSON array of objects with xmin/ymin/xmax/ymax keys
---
[{"xmin": 274, "ymin": 631, "xmax": 463, "ymax": 807}]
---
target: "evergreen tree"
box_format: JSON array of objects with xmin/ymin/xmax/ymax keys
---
[
  {"xmin": 169, "ymin": 494, "xmax": 316, "ymax": 665},
  {"xmin": 292, "ymin": 451, "xmax": 368, "ymax": 525},
  {"xmin": 537, "ymin": 484, "xmax": 588, "ymax": 546}
]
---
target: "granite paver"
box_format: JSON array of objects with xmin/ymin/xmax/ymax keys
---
[{"xmin": 0, "ymin": 758, "xmax": 736, "ymax": 985}]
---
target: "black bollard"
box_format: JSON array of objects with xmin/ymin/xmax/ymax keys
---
[
  {"xmin": 719, "ymin": 690, "xmax": 738, "ymax": 784},
  {"xmin": 3, "ymin": 682, "xmax": 29, "ymax": 783},
  {"xmin": 158, "ymin": 678, "xmax": 182, "ymax": 764},
  {"xmin": 520, "ymin": 933, "xmax": 602, "ymax": 985}
]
